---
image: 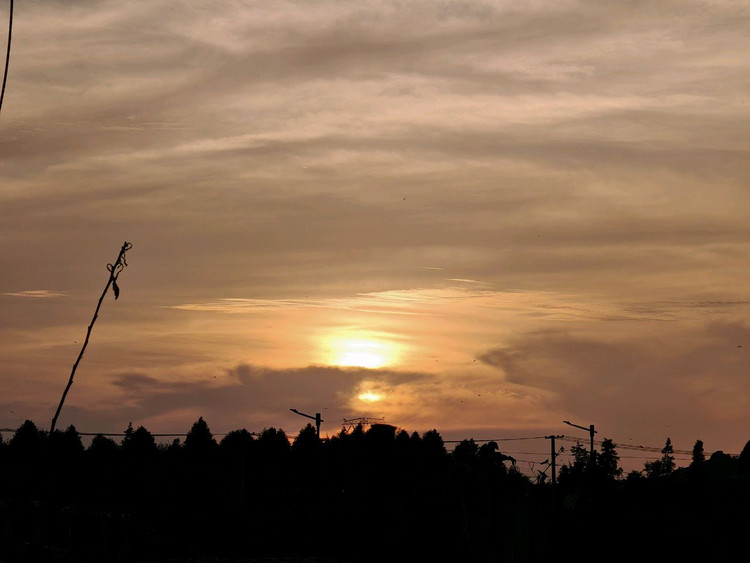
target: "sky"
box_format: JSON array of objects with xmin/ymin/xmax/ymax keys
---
[{"xmin": 1, "ymin": 0, "xmax": 749, "ymax": 474}]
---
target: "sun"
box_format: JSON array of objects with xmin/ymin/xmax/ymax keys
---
[
  {"xmin": 325, "ymin": 336, "xmax": 396, "ymax": 369},
  {"xmin": 338, "ymin": 350, "xmax": 384, "ymax": 369},
  {"xmin": 357, "ymin": 391, "xmax": 382, "ymax": 402}
]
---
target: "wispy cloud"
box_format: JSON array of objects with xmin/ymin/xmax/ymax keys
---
[
  {"xmin": 2, "ymin": 290, "xmax": 68, "ymax": 298},
  {"xmin": 169, "ymin": 285, "xmax": 728, "ymax": 324}
]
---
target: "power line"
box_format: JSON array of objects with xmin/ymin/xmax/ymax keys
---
[
  {"xmin": 443, "ymin": 436, "xmax": 549, "ymax": 443},
  {"xmin": 557, "ymin": 435, "xmax": 706, "ymax": 456},
  {"xmin": 77, "ymin": 431, "xmax": 258, "ymax": 438},
  {"xmin": 0, "ymin": 429, "xmax": 257, "ymax": 438},
  {"xmin": 619, "ymin": 454, "xmax": 692, "ymax": 461},
  {"xmin": 0, "ymin": 426, "xmax": 739, "ymax": 458},
  {"xmin": 0, "ymin": 0, "xmax": 13, "ymax": 116}
]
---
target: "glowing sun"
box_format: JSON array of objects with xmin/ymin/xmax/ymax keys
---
[
  {"xmin": 357, "ymin": 391, "xmax": 382, "ymax": 402},
  {"xmin": 327, "ymin": 337, "xmax": 394, "ymax": 369}
]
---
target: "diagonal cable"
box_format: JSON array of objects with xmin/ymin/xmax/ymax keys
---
[{"xmin": 0, "ymin": 0, "xmax": 13, "ymax": 116}]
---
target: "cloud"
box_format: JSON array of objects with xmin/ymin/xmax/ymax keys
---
[
  {"xmin": 1, "ymin": 290, "xmax": 68, "ymax": 298},
  {"xmin": 6, "ymin": 358, "xmax": 546, "ymax": 441},
  {"xmin": 478, "ymin": 320, "xmax": 750, "ymax": 449},
  {"xmin": 168, "ymin": 286, "xmax": 612, "ymax": 319},
  {"xmin": 53, "ymin": 363, "xmax": 436, "ymax": 437}
]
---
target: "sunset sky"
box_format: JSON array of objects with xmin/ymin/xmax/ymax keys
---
[{"xmin": 1, "ymin": 0, "xmax": 749, "ymax": 472}]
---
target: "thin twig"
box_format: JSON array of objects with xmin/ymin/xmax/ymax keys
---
[{"xmin": 50, "ymin": 242, "xmax": 133, "ymax": 433}]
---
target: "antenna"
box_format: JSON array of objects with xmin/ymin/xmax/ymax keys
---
[{"xmin": 341, "ymin": 416, "xmax": 386, "ymax": 432}]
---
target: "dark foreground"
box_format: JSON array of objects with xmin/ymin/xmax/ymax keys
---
[{"xmin": 2, "ymin": 420, "xmax": 748, "ymax": 562}]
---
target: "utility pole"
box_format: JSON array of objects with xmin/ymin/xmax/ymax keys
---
[
  {"xmin": 563, "ymin": 420, "xmax": 597, "ymax": 467},
  {"xmin": 290, "ymin": 408, "xmax": 323, "ymax": 438},
  {"xmin": 544, "ymin": 434, "xmax": 564, "ymax": 484}
]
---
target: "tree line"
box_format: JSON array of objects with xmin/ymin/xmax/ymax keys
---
[{"xmin": 1, "ymin": 418, "xmax": 749, "ymax": 562}]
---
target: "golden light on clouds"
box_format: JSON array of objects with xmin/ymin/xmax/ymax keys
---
[
  {"xmin": 324, "ymin": 335, "xmax": 397, "ymax": 369},
  {"xmin": 357, "ymin": 391, "xmax": 382, "ymax": 403},
  {"xmin": 352, "ymin": 379, "xmax": 392, "ymax": 410}
]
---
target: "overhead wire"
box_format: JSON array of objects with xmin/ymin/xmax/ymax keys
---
[
  {"xmin": 0, "ymin": 426, "xmax": 737, "ymax": 460},
  {"xmin": 0, "ymin": 0, "xmax": 13, "ymax": 116}
]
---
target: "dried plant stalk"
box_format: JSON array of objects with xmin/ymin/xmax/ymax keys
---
[{"xmin": 50, "ymin": 242, "xmax": 133, "ymax": 433}]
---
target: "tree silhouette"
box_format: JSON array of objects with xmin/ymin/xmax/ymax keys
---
[
  {"xmin": 477, "ymin": 440, "xmax": 497, "ymax": 459},
  {"xmin": 393, "ymin": 428, "xmax": 411, "ymax": 450},
  {"xmin": 409, "ymin": 430, "xmax": 422, "ymax": 446},
  {"xmin": 559, "ymin": 440, "xmax": 589, "ymax": 484},
  {"xmin": 47, "ymin": 424, "xmax": 84, "ymax": 458},
  {"xmin": 218, "ymin": 429, "xmax": 255, "ymax": 513},
  {"xmin": 346, "ymin": 422, "xmax": 366, "ymax": 444},
  {"xmin": 257, "ymin": 426, "xmax": 290, "ymax": 457},
  {"xmin": 46, "ymin": 424, "xmax": 85, "ymax": 503},
  {"xmin": 9, "ymin": 419, "xmax": 45, "ymax": 455},
  {"xmin": 4, "ymin": 417, "xmax": 750, "ymax": 562},
  {"xmin": 691, "ymin": 439, "xmax": 706, "ymax": 467},
  {"xmin": 661, "ymin": 437, "xmax": 675, "ymax": 472},
  {"xmin": 88, "ymin": 433, "xmax": 118, "ymax": 457},
  {"xmin": 597, "ymin": 438, "xmax": 622, "ymax": 480},
  {"xmin": 220, "ymin": 428, "xmax": 255, "ymax": 455},
  {"xmin": 737, "ymin": 440, "xmax": 750, "ymax": 475},
  {"xmin": 7, "ymin": 420, "xmax": 46, "ymax": 498},
  {"xmin": 453, "ymin": 438, "xmax": 478, "ymax": 462},
  {"xmin": 256, "ymin": 426, "xmax": 290, "ymax": 480},
  {"xmin": 422, "ymin": 428, "xmax": 446, "ymax": 456},
  {"xmin": 184, "ymin": 416, "xmax": 218, "ymax": 457},
  {"xmin": 121, "ymin": 422, "xmax": 158, "ymax": 460},
  {"xmin": 292, "ymin": 423, "xmax": 320, "ymax": 456},
  {"xmin": 644, "ymin": 437, "xmax": 675, "ymax": 479},
  {"xmin": 686, "ymin": 439, "xmax": 707, "ymax": 484},
  {"xmin": 571, "ymin": 440, "xmax": 589, "ymax": 467},
  {"xmin": 706, "ymin": 450, "xmax": 736, "ymax": 481}
]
